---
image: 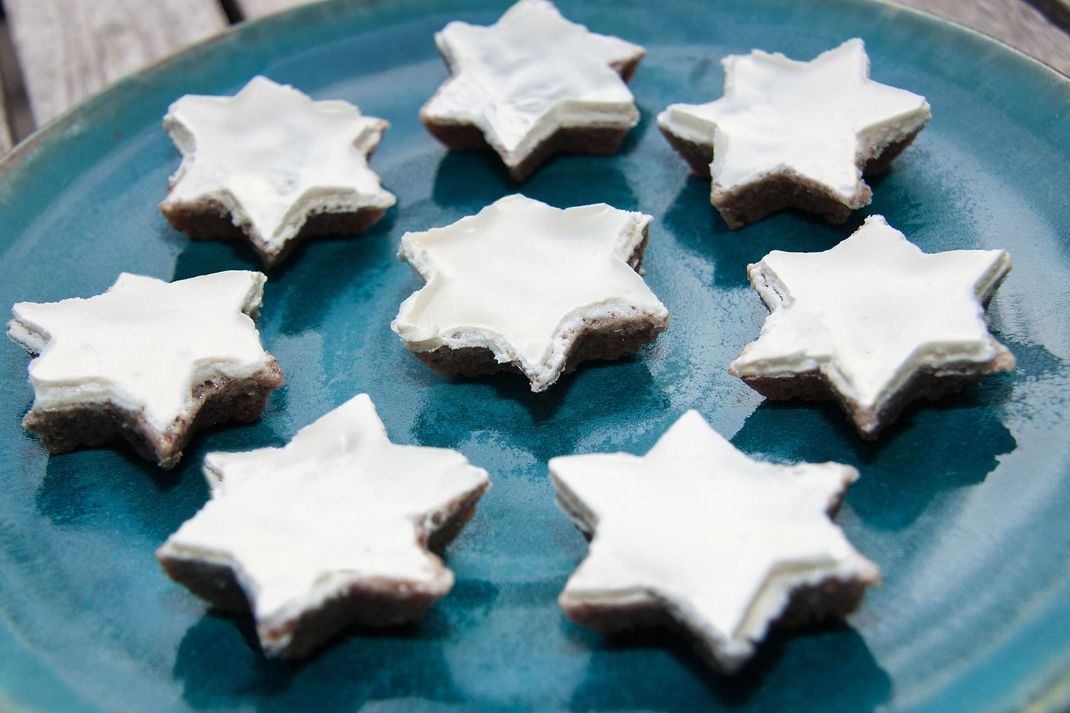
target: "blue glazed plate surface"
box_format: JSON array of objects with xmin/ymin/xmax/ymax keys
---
[{"xmin": 0, "ymin": 1, "xmax": 1068, "ymax": 711}]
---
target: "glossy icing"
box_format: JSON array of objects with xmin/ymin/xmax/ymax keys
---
[
  {"xmin": 8, "ymin": 271, "xmax": 277, "ymax": 433},
  {"xmin": 730, "ymin": 215, "xmax": 1013, "ymax": 425},
  {"xmin": 159, "ymin": 393, "xmax": 490, "ymax": 656},
  {"xmin": 657, "ymin": 38, "xmax": 930, "ymax": 206},
  {"xmin": 422, "ymin": 0, "xmax": 643, "ymax": 171},
  {"xmin": 162, "ymin": 76, "xmax": 396, "ymax": 259},
  {"xmin": 551, "ymin": 409, "xmax": 877, "ymax": 671},
  {"xmin": 391, "ymin": 194, "xmax": 669, "ymax": 391}
]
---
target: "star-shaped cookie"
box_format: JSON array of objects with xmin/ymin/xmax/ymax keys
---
[
  {"xmin": 421, "ymin": 0, "xmax": 644, "ymax": 180},
  {"xmin": 391, "ymin": 194, "xmax": 669, "ymax": 391},
  {"xmin": 7, "ymin": 271, "xmax": 284, "ymax": 468},
  {"xmin": 158, "ymin": 393, "xmax": 490, "ymax": 659},
  {"xmin": 551, "ymin": 409, "xmax": 878, "ymax": 672},
  {"xmin": 657, "ymin": 38, "xmax": 931, "ymax": 227},
  {"xmin": 160, "ymin": 76, "xmax": 396, "ymax": 267},
  {"xmin": 730, "ymin": 215, "xmax": 1014, "ymax": 437}
]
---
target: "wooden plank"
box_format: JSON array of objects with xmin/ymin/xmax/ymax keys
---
[
  {"xmin": 4, "ymin": 0, "xmax": 229, "ymax": 124},
  {"xmin": 236, "ymin": 0, "xmax": 322, "ymax": 20},
  {"xmin": 894, "ymin": 0, "xmax": 1070, "ymax": 75}
]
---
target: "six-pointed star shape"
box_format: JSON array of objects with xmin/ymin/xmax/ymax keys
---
[
  {"xmin": 551, "ymin": 409, "xmax": 879, "ymax": 672},
  {"xmin": 730, "ymin": 215, "xmax": 1014, "ymax": 437},
  {"xmin": 158, "ymin": 393, "xmax": 491, "ymax": 659},
  {"xmin": 421, "ymin": 0, "xmax": 644, "ymax": 180},
  {"xmin": 160, "ymin": 76, "xmax": 396, "ymax": 267},
  {"xmin": 391, "ymin": 194, "xmax": 669, "ymax": 391},
  {"xmin": 657, "ymin": 38, "xmax": 931, "ymax": 227},
  {"xmin": 7, "ymin": 270, "xmax": 283, "ymax": 468}
]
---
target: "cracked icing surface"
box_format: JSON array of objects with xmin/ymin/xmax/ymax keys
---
[
  {"xmin": 161, "ymin": 76, "xmax": 395, "ymax": 262},
  {"xmin": 8, "ymin": 270, "xmax": 278, "ymax": 434},
  {"xmin": 159, "ymin": 393, "xmax": 490, "ymax": 656},
  {"xmin": 422, "ymin": 0, "xmax": 642, "ymax": 173},
  {"xmin": 391, "ymin": 194, "xmax": 669, "ymax": 391},
  {"xmin": 658, "ymin": 39, "xmax": 930, "ymax": 215},
  {"xmin": 551, "ymin": 409, "xmax": 878, "ymax": 671},
  {"xmin": 730, "ymin": 215, "xmax": 1013, "ymax": 433}
]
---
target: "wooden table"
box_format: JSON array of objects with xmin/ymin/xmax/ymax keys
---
[{"xmin": 0, "ymin": 0, "xmax": 1065, "ymax": 155}]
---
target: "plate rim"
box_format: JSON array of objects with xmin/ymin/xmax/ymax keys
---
[
  {"xmin": 0, "ymin": 1, "xmax": 1067, "ymax": 711},
  {"xmin": 0, "ymin": 0, "xmax": 1067, "ymax": 181}
]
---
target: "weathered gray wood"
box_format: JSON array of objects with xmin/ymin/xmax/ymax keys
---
[
  {"xmin": 895, "ymin": 0, "xmax": 1069, "ymax": 75},
  {"xmin": 4, "ymin": 0, "xmax": 229, "ymax": 124},
  {"xmin": 237, "ymin": 0, "xmax": 321, "ymax": 20}
]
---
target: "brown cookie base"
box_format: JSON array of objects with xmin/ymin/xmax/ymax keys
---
[
  {"xmin": 158, "ymin": 481, "xmax": 489, "ymax": 659},
  {"xmin": 658, "ymin": 126, "xmax": 923, "ymax": 228},
  {"xmin": 422, "ymin": 119, "xmax": 635, "ymax": 182},
  {"xmin": 414, "ymin": 312, "xmax": 666, "ymax": 381},
  {"xmin": 560, "ymin": 573, "xmax": 874, "ymax": 673},
  {"xmin": 421, "ymin": 56, "xmax": 642, "ymax": 181},
  {"xmin": 556, "ymin": 484, "xmax": 876, "ymax": 673},
  {"xmin": 160, "ymin": 198, "xmax": 389, "ymax": 269},
  {"xmin": 733, "ymin": 343, "xmax": 1016, "ymax": 440},
  {"xmin": 22, "ymin": 364, "xmax": 285, "ymax": 469},
  {"xmin": 403, "ymin": 231, "xmax": 667, "ymax": 386}
]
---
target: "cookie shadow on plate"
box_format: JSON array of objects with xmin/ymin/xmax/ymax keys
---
[
  {"xmin": 171, "ymin": 601, "xmax": 469, "ymax": 711},
  {"xmin": 430, "ymin": 145, "xmax": 640, "ymax": 213},
  {"xmin": 168, "ymin": 207, "xmax": 397, "ymax": 292},
  {"xmin": 33, "ymin": 404, "xmax": 290, "ymax": 538},
  {"xmin": 483, "ymin": 354, "xmax": 661, "ymax": 423},
  {"xmin": 661, "ymin": 176, "xmax": 861, "ymax": 289},
  {"xmin": 272, "ymin": 211, "xmax": 399, "ymax": 335},
  {"xmin": 524, "ymin": 152, "xmax": 639, "ymax": 212},
  {"xmin": 862, "ymin": 143, "xmax": 940, "ymax": 237},
  {"xmin": 167, "ymin": 227, "xmax": 265, "ymax": 276},
  {"xmin": 409, "ymin": 354, "xmax": 666, "ymax": 459},
  {"xmin": 34, "ymin": 446, "xmax": 184, "ymax": 536},
  {"xmin": 732, "ymin": 373, "xmax": 1018, "ymax": 531},
  {"xmin": 403, "ymin": 360, "xmax": 576, "ymax": 428},
  {"xmin": 430, "ymin": 151, "xmax": 514, "ymax": 212},
  {"xmin": 565, "ymin": 621, "xmax": 890, "ymax": 712}
]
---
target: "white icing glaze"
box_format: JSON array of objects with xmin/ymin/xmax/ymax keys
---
[
  {"xmin": 162, "ymin": 76, "xmax": 396, "ymax": 259},
  {"xmin": 730, "ymin": 215, "xmax": 1013, "ymax": 423},
  {"xmin": 160, "ymin": 393, "xmax": 490, "ymax": 655},
  {"xmin": 550, "ymin": 409, "xmax": 877, "ymax": 671},
  {"xmin": 8, "ymin": 271, "xmax": 277, "ymax": 433},
  {"xmin": 657, "ymin": 38, "xmax": 930, "ymax": 204},
  {"xmin": 391, "ymin": 194, "xmax": 668, "ymax": 391},
  {"xmin": 422, "ymin": 0, "xmax": 642, "ymax": 170}
]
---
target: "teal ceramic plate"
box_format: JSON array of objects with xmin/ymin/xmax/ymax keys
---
[{"xmin": 1, "ymin": 0, "xmax": 1068, "ymax": 710}]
